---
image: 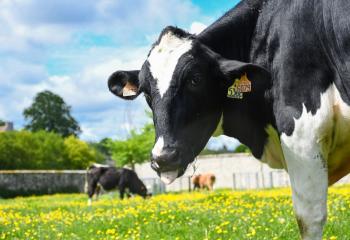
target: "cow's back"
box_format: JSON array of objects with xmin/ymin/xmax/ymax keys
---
[{"xmin": 98, "ymin": 167, "xmax": 121, "ymax": 191}]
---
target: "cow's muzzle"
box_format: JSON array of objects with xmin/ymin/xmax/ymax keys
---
[
  {"xmin": 151, "ymin": 147, "xmax": 184, "ymax": 184},
  {"xmin": 151, "ymin": 147, "xmax": 179, "ymax": 170}
]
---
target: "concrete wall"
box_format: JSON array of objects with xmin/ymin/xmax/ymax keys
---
[
  {"xmin": 135, "ymin": 153, "xmax": 279, "ymax": 191},
  {"xmin": 0, "ymin": 170, "xmax": 86, "ymax": 198},
  {"xmin": 135, "ymin": 153, "xmax": 350, "ymax": 191}
]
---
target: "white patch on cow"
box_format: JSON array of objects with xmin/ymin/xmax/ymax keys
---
[
  {"xmin": 148, "ymin": 32, "xmax": 193, "ymax": 98},
  {"xmin": 281, "ymin": 83, "xmax": 350, "ymax": 175},
  {"xmin": 280, "ymin": 84, "xmax": 343, "ymax": 238},
  {"xmin": 327, "ymin": 84, "xmax": 350, "ymax": 183},
  {"xmin": 160, "ymin": 170, "xmax": 178, "ymax": 185},
  {"xmin": 260, "ymin": 125, "xmax": 286, "ymax": 169},
  {"xmin": 152, "ymin": 136, "xmax": 164, "ymax": 157}
]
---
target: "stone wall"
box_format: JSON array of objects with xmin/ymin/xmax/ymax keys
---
[{"xmin": 0, "ymin": 170, "xmax": 86, "ymax": 198}]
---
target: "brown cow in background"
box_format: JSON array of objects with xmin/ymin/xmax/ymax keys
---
[{"xmin": 192, "ymin": 173, "xmax": 216, "ymax": 191}]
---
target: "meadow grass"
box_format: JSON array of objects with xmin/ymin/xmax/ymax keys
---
[{"xmin": 0, "ymin": 186, "xmax": 349, "ymax": 239}]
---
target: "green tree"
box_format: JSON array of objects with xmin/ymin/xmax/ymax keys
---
[
  {"xmin": 23, "ymin": 90, "xmax": 81, "ymax": 137},
  {"xmin": 0, "ymin": 131, "xmax": 66, "ymax": 169},
  {"xmin": 108, "ymin": 123, "xmax": 155, "ymax": 169},
  {"xmin": 0, "ymin": 130, "xmax": 103, "ymax": 170},
  {"xmin": 64, "ymin": 136, "xmax": 104, "ymax": 169},
  {"xmin": 234, "ymin": 144, "xmax": 251, "ymax": 153},
  {"xmin": 200, "ymin": 145, "xmax": 232, "ymax": 155},
  {"xmin": 0, "ymin": 119, "xmax": 5, "ymax": 126},
  {"xmin": 89, "ymin": 138, "xmax": 112, "ymax": 160}
]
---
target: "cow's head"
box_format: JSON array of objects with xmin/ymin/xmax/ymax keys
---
[
  {"xmin": 129, "ymin": 174, "xmax": 149, "ymax": 198},
  {"xmin": 108, "ymin": 26, "xmax": 270, "ymax": 184},
  {"xmin": 86, "ymin": 165, "xmax": 107, "ymax": 197}
]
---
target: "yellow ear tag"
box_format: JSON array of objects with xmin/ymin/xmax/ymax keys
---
[{"xmin": 227, "ymin": 73, "xmax": 251, "ymax": 99}]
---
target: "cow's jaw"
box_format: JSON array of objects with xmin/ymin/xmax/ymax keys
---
[{"xmin": 160, "ymin": 171, "xmax": 178, "ymax": 184}]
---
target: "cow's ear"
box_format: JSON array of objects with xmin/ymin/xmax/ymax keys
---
[
  {"xmin": 219, "ymin": 59, "xmax": 271, "ymax": 96},
  {"xmin": 108, "ymin": 70, "xmax": 141, "ymax": 100}
]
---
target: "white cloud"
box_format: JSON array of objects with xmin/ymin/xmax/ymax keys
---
[
  {"xmin": 0, "ymin": 0, "xmax": 201, "ymax": 55},
  {"xmin": 0, "ymin": 2, "xmax": 74, "ymax": 54},
  {"xmin": 0, "ymin": 45, "xmax": 150, "ymax": 140},
  {"xmin": 80, "ymin": 102, "xmax": 150, "ymax": 141},
  {"xmin": 189, "ymin": 22, "xmax": 207, "ymax": 34},
  {"xmin": 207, "ymin": 135, "xmax": 240, "ymax": 151},
  {"xmin": 44, "ymin": 46, "xmax": 149, "ymax": 110}
]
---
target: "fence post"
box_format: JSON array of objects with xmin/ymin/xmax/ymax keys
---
[
  {"xmin": 247, "ymin": 174, "xmax": 251, "ymax": 189},
  {"xmin": 270, "ymin": 172, "xmax": 274, "ymax": 188},
  {"xmin": 188, "ymin": 176, "xmax": 192, "ymax": 192},
  {"xmin": 261, "ymin": 172, "xmax": 265, "ymax": 188},
  {"xmin": 232, "ymin": 173, "xmax": 236, "ymax": 190},
  {"xmin": 152, "ymin": 179, "xmax": 156, "ymax": 194},
  {"xmin": 179, "ymin": 177, "xmax": 183, "ymax": 191}
]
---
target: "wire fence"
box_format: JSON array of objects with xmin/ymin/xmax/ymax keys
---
[
  {"xmin": 142, "ymin": 170, "xmax": 350, "ymax": 194},
  {"xmin": 232, "ymin": 170, "xmax": 290, "ymax": 189}
]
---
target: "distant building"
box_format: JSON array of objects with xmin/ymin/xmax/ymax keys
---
[{"xmin": 0, "ymin": 122, "xmax": 14, "ymax": 132}]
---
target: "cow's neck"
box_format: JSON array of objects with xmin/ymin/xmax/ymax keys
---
[
  {"xmin": 199, "ymin": 0, "xmax": 275, "ymax": 158},
  {"xmin": 198, "ymin": 0, "xmax": 263, "ymax": 62},
  {"xmin": 221, "ymin": 92, "xmax": 275, "ymax": 159}
]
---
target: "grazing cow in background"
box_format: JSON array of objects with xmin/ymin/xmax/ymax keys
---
[
  {"xmin": 192, "ymin": 173, "xmax": 216, "ymax": 191},
  {"xmin": 86, "ymin": 164, "xmax": 148, "ymax": 205},
  {"xmin": 108, "ymin": 0, "xmax": 350, "ymax": 238}
]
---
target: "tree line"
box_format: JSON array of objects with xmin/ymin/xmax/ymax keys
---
[
  {"xmin": 0, "ymin": 91, "xmax": 101, "ymax": 170},
  {"xmin": 0, "ymin": 131, "xmax": 103, "ymax": 170}
]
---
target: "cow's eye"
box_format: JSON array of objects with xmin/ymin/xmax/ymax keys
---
[{"xmin": 190, "ymin": 78, "xmax": 200, "ymax": 86}]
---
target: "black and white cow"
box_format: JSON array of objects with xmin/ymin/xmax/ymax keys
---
[
  {"xmin": 108, "ymin": 0, "xmax": 350, "ymax": 239},
  {"xmin": 86, "ymin": 164, "xmax": 148, "ymax": 204}
]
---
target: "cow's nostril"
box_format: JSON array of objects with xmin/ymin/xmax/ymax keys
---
[{"xmin": 151, "ymin": 148, "xmax": 179, "ymax": 169}]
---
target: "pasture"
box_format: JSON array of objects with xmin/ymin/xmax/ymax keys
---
[{"xmin": 0, "ymin": 187, "xmax": 349, "ymax": 240}]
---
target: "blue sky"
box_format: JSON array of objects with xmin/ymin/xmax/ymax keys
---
[{"xmin": 0, "ymin": 0, "xmax": 240, "ymax": 149}]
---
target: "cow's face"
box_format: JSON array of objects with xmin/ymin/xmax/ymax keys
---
[
  {"xmin": 108, "ymin": 27, "xmax": 270, "ymax": 184},
  {"xmin": 86, "ymin": 166, "xmax": 106, "ymax": 197},
  {"xmin": 130, "ymin": 177, "xmax": 148, "ymax": 198}
]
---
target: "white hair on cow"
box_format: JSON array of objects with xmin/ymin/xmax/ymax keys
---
[
  {"xmin": 152, "ymin": 136, "xmax": 164, "ymax": 158},
  {"xmin": 148, "ymin": 32, "xmax": 193, "ymax": 98}
]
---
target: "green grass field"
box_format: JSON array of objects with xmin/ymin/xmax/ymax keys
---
[{"xmin": 0, "ymin": 186, "xmax": 349, "ymax": 240}]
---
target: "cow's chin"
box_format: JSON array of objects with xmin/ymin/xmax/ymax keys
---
[
  {"xmin": 160, "ymin": 171, "xmax": 178, "ymax": 184},
  {"xmin": 157, "ymin": 163, "xmax": 189, "ymax": 185}
]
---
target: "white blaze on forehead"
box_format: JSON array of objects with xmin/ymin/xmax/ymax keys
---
[
  {"xmin": 148, "ymin": 32, "xmax": 193, "ymax": 98},
  {"xmin": 152, "ymin": 136, "xmax": 164, "ymax": 157}
]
